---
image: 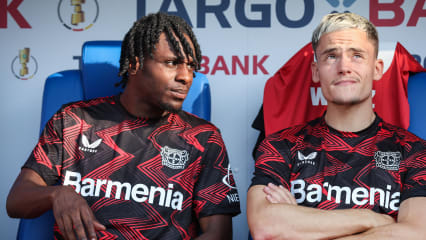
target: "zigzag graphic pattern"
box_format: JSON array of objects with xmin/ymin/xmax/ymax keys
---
[
  {"xmin": 254, "ymin": 116, "xmax": 426, "ymax": 214},
  {"xmin": 109, "ymin": 203, "xmax": 168, "ymax": 240},
  {"xmin": 85, "ymin": 119, "xmax": 146, "ymax": 179},
  {"xmin": 62, "ymin": 110, "xmax": 91, "ymax": 169},
  {"xmin": 197, "ymin": 182, "xmax": 229, "ymax": 204},
  {"xmin": 137, "ymin": 155, "xmax": 169, "ymax": 188},
  {"xmin": 178, "ymin": 124, "xmax": 218, "ymax": 152},
  {"xmin": 96, "ymin": 230, "xmax": 118, "ymax": 240},
  {"xmin": 207, "ymin": 132, "xmax": 228, "ymax": 175},
  {"xmin": 256, "ymin": 139, "xmax": 289, "ymax": 187},
  {"xmin": 36, "ymin": 98, "xmax": 239, "ymax": 238},
  {"xmin": 170, "ymin": 210, "xmax": 193, "ymax": 240},
  {"xmin": 168, "ymin": 157, "xmax": 202, "ymax": 194},
  {"xmin": 148, "ymin": 114, "xmax": 187, "ymax": 151},
  {"xmin": 62, "ymin": 97, "xmax": 113, "ymax": 170}
]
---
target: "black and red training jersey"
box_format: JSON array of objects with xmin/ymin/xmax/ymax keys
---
[
  {"xmin": 24, "ymin": 95, "xmax": 240, "ymax": 239},
  {"xmin": 251, "ymin": 114, "xmax": 425, "ymax": 218}
]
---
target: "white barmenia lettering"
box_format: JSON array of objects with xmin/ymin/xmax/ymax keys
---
[
  {"xmin": 63, "ymin": 171, "xmax": 184, "ymax": 210},
  {"xmin": 290, "ymin": 179, "xmax": 400, "ymax": 211}
]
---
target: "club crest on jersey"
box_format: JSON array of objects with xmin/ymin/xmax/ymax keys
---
[
  {"xmin": 296, "ymin": 151, "xmax": 317, "ymax": 167},
  {"xmin": 375, "ymin": 151, "xmax": 401, "ymax": 171},
  {"xmin": 79, "ymin": 134, "xmax": 102, "ymax": 153},
  {"xmin": 161, "ymin": 146, "xmax": 189, "ymax": 169}
]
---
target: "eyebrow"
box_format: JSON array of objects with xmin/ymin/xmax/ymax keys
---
[
  {"xmin": 320, "ymin": 48, "xmax": 338, "ymax": 57},
  {"xmin": 154, "ymin": 54, "xmax": 178, "ymax": 61},
  {"xmin": 158, "ymin": 55, "xmax": 194, "ymax": 64},
  {"xmin": 177, "ymin": 55, "xmax": 194, "ymax": 63},
  {"xmin": 320, "ymin": 47, "xmax": 366, "ymax": 56}
]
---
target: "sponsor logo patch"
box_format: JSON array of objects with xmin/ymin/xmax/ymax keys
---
[
  {"xmin": 161, "ymin": 146, "xmax": 189, "ymax": 169},
  {"xmin": 79, "ymin": 134, "xmax": 102, "ymax": 153},
  {"xmin": 291, "ymin": 179, "xmax": 400, "ymax": 211},
  {"xmin": 296, "ymin": 151, "xmax": 317, "ymax": 167},
  {"xmin": 64, "ymin": 171, "xmax": 184, "ymax": 210},
  {"xmin": 375, "ymin": 151, "xmax": 401, "ymax": 171}
]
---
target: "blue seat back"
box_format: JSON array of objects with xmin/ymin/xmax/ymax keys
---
[
  {"xmin": 408, "ymin": 72, "xmax": 426, "ymax": 139},
  {"xmin": 81, "ymin": 41, "xmax": 123, "ymax": 100},
  {"xmin": 17, "ymin": 41, "xmax": 211, "ymax": 240},
  {"xmin": 39, "ymin": 70, "xmax": 84, "ymax": 130}
]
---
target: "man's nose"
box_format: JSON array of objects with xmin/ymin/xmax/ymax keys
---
[
  {"xmin": 338, "ymin": 55, "xmax": 352, "ymax": 75},
  {"xmin": 175, "ymin": 63, "xmax": 193, "ymax": 84}
]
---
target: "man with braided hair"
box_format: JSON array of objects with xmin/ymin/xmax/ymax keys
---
[{"xmin": 7, "ymin": 12, "xmax": 240, "ymax": 240}]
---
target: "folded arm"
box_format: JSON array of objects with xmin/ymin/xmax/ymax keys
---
[
  {"xmin": 247, "ymin": 184, "xmax": 394, "ymax": 240},
  {"xmin": 335, "ymin": 197, "xmax": 426, "ymax": 240}
]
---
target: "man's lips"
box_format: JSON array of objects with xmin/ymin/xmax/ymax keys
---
[
  {"xmin": 169, "ymin": 88, "xmax": 188, "ymax": 100},
  {"xmin": 333, "ymin": 78, "xmax": 358, "ymax": 86}
]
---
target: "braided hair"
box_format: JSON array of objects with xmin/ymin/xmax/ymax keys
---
[{"xmin": 117, "ymin": 12, "xmax": 202, "ymax": 88}]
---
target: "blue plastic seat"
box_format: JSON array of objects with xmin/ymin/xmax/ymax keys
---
[
  {"xmin": 407, "ymin": 72, "xmax": 426, "ymax": 139},
  {"xmin": 17, "ymin": 41, "xmax": 211, "ymax": 240}
]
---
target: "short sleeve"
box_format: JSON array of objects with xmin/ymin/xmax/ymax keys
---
[
  {"xmin": 400, "ymin": 141, "xmax": 426, "ymax": 202},
  {"xmin": 193, "ymin": 129, "xmax": 241, "ymax": 219},
  {"xmin": 23, "ymin": 108, "xmax": 65, "ymax": 185},
  {"xmin": 250, "ymin": 133, "xmax": 293, "ymax": 189}
]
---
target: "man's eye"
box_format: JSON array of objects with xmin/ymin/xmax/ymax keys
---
[
  {"xmin": 165, "ymin": 60, "xmax": 177, "ymax": 67},
  {"xmin": 187, "ymin": 62, "xmax": 196, "ymax": 70},
  {"xmin": 327, "ymin": 55, "xmax": 336, "ymax": 59}
]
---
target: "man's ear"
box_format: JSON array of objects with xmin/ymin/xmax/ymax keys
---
[
  {"xmin": 373, "ymin": 58, "xmax": 384, "ymax": 81},
  {"xmin": 129, "ymin": 57, "xmax": 140, "ymax": 75},
  {"xmin": 311, "ymin": 61, "xmax": 320, "ymax": 83}
]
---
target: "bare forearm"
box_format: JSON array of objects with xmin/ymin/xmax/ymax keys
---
[
  {"xmin": 251, "ymin": 203, "xmax": 379, "ymax": 239},
  {"xmin": 247, "ymin": 186, "xmax": 393, "ymax": 240},
  {"xmin": 8, "ymin": 168, "xmax": 106, "ymax": 239},
  {"xmin": 7, "ymin": 180, "xmax": 57, "ymax": 218},
  {"xmin": 6, "ymin": 168, "xmax": 59, "ymax": 218},
  {"xmin": 335, "ymin": 222, "xmax": 423, "ymax": 240},
  {"xmin": 336, "ymin": 198, "xmax": 426, "ymax": 240},
  {"xmin": 195, "ymin": 215, "xmax": 232, "ymax": 240},
  {"xmin": 195, "ymin": 226, "xmax": 232, "ymax": 240},
  {"xmin": 194, "ymin": 231, "xmax": 232, "ymax": 240}
]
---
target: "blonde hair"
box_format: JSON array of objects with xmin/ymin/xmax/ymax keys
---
[{"xmin": 312, "ymin": 13, "xmax": 379, "ymax": 59}]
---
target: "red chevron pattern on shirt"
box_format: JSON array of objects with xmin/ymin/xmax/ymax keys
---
[
  {"xmin": 252, "ymin": 115, "xmax": 426, "ymax": 218},
  {"xmin": 25, "ymin": 95, "xmax": 240, "ymax": 240}
]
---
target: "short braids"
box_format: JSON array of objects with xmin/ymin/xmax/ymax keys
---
[{"xmin": 117, "ymin": 12, "xmax": 202, "ymax": 88}]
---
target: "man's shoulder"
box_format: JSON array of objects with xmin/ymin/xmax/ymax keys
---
[
  {"xmin": 58, "ymin": 95, "xmax": 116, "ymax": 114},
  {"xmin": 178, "ymin": 110, "xmax": 219, "ymax": 131},
  {"xmin": 267, "ymin": 117, "xmax": 322, "ymax": 140},
  {"xmin": 380, "ymin": 120, "xmax": 425, "ymax": 143},
  {"xmin": 62, "ymin": 95, "xmax": 116, "ymax": 109},
  {"xmin": 49, "ymin": 95, "xmax": 119, "ymax": 127}
]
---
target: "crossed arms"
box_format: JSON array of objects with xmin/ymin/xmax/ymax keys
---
[{"xmin": 247, "ymin": 183, "xmax": 426, "ymax": 240}]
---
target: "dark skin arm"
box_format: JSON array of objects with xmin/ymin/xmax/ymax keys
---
[
  {"xmin": 7, "ymin": 168, "xmax": 105, "ymax": 240},
  {"xmin": 195, "ymin": 214, "xmax": 233, "ymax": 240}
]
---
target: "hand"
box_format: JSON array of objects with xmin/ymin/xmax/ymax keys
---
[
  {"xmin": 52, "ymin": 186, "xmax": 105, "ymax": 240},
  {"xmin": 263, "ymin": 183, "xmax": 297, "ymax": 205}
]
